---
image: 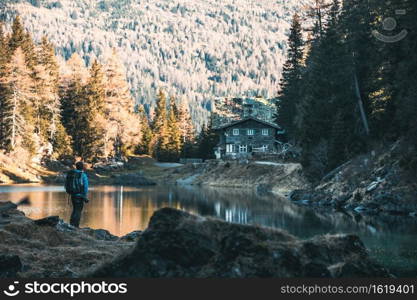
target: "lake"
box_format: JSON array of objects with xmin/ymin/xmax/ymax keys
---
[{"xmin": 1, "ymin": 184, "xmax": 417, "ymax": 277}]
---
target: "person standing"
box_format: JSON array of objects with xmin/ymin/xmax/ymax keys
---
[{"xmin": 65, "ymin": 161, "xmax": 89, "ymax": 227}]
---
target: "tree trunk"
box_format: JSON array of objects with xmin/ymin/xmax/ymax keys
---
[
  {"xmin": 11, "ymin": 90, "xmax": 18, "ymax": 149},
  {"xmin": 353, "ymin": 72, "xmax": 370, "ymax": 136}
]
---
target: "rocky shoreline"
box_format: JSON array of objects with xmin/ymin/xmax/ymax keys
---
[
  {"xmin": 0, "ymin": 156, "xmax": 160, "ymax": 186},
  {"xmin": 287, "ymin": 142, "xmax": 417, "ymax": 217},
  {"xmin": 163, "ymin": 160, "xmax": 310, "ymax": 196},
  {"xmin": 0, "ymin": 202, "xmax": 391, "ymax": 278}
]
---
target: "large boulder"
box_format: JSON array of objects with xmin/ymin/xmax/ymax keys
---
[
  {"xmin": 0, "ymin": 209, "xmax": 133, "ymax": 278},
  {"xmin": 88, "ymin": 208, "xmax": 391, "ymax": 278}
]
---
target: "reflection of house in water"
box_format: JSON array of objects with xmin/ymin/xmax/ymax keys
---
[{"xmin": 214, "ymin": 202, "xmax": 249, "ymax": 224}]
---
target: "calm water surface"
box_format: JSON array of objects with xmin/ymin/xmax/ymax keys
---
[{"xmin": 1, "ymin": 184, "xmax": 417, "ymax": 277}]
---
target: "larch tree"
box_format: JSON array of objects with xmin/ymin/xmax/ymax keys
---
[
  {"xmin": 0, "ymin": 23, "xmax": 9, "ymax": 148},
  {"xmin": 104, "ymin": 49, "xmax": 141, "ymax": 158},
  {"xmin": 176, "ymin": 99, "xmax": 195, "ymax": 144},
  {"xmin": 0, "ymin": 48, "xmax": 35, "ymax": 152}
]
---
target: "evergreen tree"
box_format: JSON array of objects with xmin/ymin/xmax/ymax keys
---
[
  {"xmin": 8, "ymin": 16, "xmax": 37, "ymax": 69},
  {"xmin": 196, "ymin": 116, "xmax": 218, "ymax": 160},
  {"xmin": 37, "ymin": 36, "xmax": 60, "ymax": 91},
  {"xmin": 72, "ymin": 60, "xmax": 107, "ymax": 161},
  {"xmin": 294, "ymin": 0, "xmax": 362, "ymax": 171},
  {"xmin": 152, "ymin": 89, "xmax": 170, "ymax": 161},
  {"xmin": 36, "ymin": 36, "xmax": 71, "ymax": 158},
  {"xmin": 166, "ymin": 96, "xmax": 182, "ymax": 161},
  {"xmin": 8, "ymin": 16, "xmax": 26, "ymax": 54},
  {"xmin": 276, "ymin": 13, "xmax": 304, "ymax": 138},
  {"xmin": 32, "ymin": 63, "xmax": 59, "ymax": 142},
  {"xmin": 340, "ymin": 0, "xmax": 376, "ymax": 136},
  {"xmin": 392, "ymin": 0, "xmax": 417, "ymax": 142},
  {"xmin": 136, "ymin": 105, "xmax": 153, "ymax": 155},
  {"xmin": 60, "ymin": 53, "xmax": 87, "ymax": 148}
]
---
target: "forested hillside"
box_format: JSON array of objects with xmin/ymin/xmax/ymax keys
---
[
  {"xmin": 1, "ymin": 0, "xmax": 308, "ymax": 126},
  {"xmin": 277, "ymin": 0, "xmax": 417, "ymax": 179}
]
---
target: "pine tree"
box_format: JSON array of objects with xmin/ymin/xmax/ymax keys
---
[
  {"xmin": 152, "ymin": 89, "xmax": 170, "ymax": 161},
  {"xmin": 60, "ymin": 54, "xmax": 87, "ymax": 147},
  {"xmin": 71, "ymin": 60, "xmax": 107, "ymax": 161},
  {"xmin": 340, "ymin": 0, "xmax": 376, "ymax": 136},
  {"xmin": 8, "ymin": 16, "xmax": 26, "ymax": 54},
  {"xmin": 276, "ymin": 13, "xmax": 304, "ymax": 139},
  {"xmin": 392, "ymin": 0, "xmax": 417, "ymax": 141},
  {"xmin": 196, "ymin": 116, "xmax": 218, "ymax": 160},
  {"xmin": 294, "ymin": 0, "xmax": 361, "ymax": 171},
  {"xmin": 136, "ymin": 105, "xmax": 153, "ymax": 155},
  {"xmin": 35, "ymin": 36, "xmax": 71, "ymax": 158},
  {"xmin": 166, "ymin": 96, "xmax": 182, "ymax": 161},
  {"xmin": 8, "ymin": 16, "xmax": 37, "ymax": 70},
  {"xmin": 32, "ymin": 63, "xmax": 59, "ymax": 142},
  {"xmin": 37, "ymin": 36, "xmax": 60, "ymax": 91}
]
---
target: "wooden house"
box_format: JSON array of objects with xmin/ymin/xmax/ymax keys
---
[{"xmin": 214, "ymin": 117, "xmax": 283, "ymax": 159}]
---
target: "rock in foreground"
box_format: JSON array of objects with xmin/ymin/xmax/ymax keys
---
[
  {"xmin": 0, "ymin": 203, "xmax": 134, "ymax": 278},
  {"xmin": 89, "ymin": 208, "xmax": 391, "ymax": 278}
]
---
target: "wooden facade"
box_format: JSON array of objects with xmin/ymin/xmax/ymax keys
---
[{"xmin": 214, "ymin": 117, "xmax": 282, "ymax": 159}]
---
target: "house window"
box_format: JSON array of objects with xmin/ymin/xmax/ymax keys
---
[
  {"xmin": 232, "ymin": 129, "xmax": 239, "ymax": 136},
  {"xmin": 226, "ymin": 144, "xmax": 235, "ymax": 153},
  {"xmin": 262, "ymin": 129, "xmax": 269, "ymax": 136},
  {"xmin": 239, "ymin": 145, "xmax": 248, "ymax": 153},
  {"xmin": 247, "ymin": 129, "xmax": 255, "ymax": 136}
]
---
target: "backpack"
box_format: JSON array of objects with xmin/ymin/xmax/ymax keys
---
[{"xmin": 65, "ymin": 170, "xmax": 84, "ymax": 195}]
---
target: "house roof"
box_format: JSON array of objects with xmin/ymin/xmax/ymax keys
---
[{"xmin": 214, "ymin": 116, "xmax": 281, "ymax": 130}]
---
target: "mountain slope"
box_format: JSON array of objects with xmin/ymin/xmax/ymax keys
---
[{"xmin": 1, "ymin": 0, "xmax": 307, "ymax": 125}]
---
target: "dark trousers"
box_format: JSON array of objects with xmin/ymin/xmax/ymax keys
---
[{"xmin": 70, "ymin": 197, "xmax": 84, "ymax": 228}]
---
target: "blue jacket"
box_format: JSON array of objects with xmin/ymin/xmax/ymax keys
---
[{"xmin": 73, "ymin": 170, "xmax": 89, "ymax": 198}]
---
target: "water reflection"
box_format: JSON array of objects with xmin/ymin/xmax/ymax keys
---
[{"xmin": 1, "ymin": 184, "xmax": 417, "ymax": 276}]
